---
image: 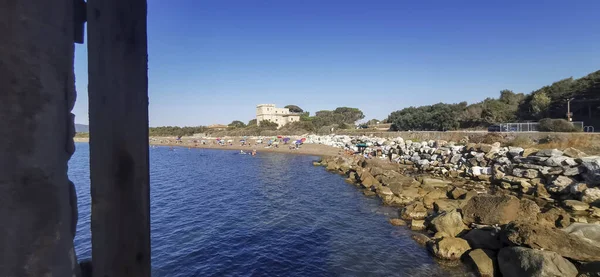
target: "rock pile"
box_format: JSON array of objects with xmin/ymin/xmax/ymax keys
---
[
  {"xmin": 316, "ymin": 140, "xmax": 600, "ymax": 276},
  {"xmin": 309, "ymin": 135, "xmax": 600, "ymax": 215}
]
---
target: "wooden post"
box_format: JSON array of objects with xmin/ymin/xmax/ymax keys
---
[{"xmin": 87, "ymin": 0, "xmax": 150, "ymax": 276}]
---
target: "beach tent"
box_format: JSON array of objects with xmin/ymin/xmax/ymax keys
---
[{"xmin": 283, "ymin": 137, "xmax": 290, "ymax": 143}]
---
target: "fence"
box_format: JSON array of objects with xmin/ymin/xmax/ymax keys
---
[{"xmin": 497, "ymin": 121, "xmax": 585, "ymax": 132}]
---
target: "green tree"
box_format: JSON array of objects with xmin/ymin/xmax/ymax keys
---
[
  {"xmin": 247, "ymin": 119, "xmax": 257, "ymax": 126},
  {"xmin": 367, "ymin": 119, "xmax": 380, "ymax": 125},
  {"xmin": 299, "ymin": 112, "xmax": 311, "ymax": 121},
  {"xmin": 284, "ymin": 105, "xmax": 304, "ymax": 113},
  {"xmin": 333, "ymin": 107, "xmax": 365, "ymax": 124},
  {"xmin": 228, "ymin": 120, "xmax": 246, "ymax": 128},
  {"xmin": 530, "ymin": 92, "xmax": 551, "ymax": 118}
]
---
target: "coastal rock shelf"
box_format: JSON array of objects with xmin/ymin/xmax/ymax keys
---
[{"xmin": 310, "ymin": 134, "xmax": 600, "ymax": 277}]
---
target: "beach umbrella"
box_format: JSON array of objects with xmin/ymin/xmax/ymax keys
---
[
  {"xmin": 283, "ymin": 137, "xmax": 290, "ymax": 143},
  {"xmin": 277, "ymin": 135, "xmax": 283, "ymax": 138},
  {"xmin": 301, "ymin": 138, "xmax": 306, "ymax": 142}
]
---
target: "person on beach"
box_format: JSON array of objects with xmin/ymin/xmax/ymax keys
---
[{"xmin": 251, "ymin": 149, "xmax": 257, "ymax": 156}]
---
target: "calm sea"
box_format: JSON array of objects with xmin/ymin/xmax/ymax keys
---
[{"xmin": 69, "ymin": 143, "xmax": 469, "ymax": 276}]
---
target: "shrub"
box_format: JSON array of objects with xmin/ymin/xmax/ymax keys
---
[
  {"xmin": 506, "ymin": 135, "xmax": 534, "ymax": 147},
  {"xmin": 258, "ymin": 120, "xmax": 279, "ymax": 130},
  {"xmin": 539, "ymin": 118, "xmax": 578, "ymax": 132},
  {"xmin": 278, "ymin": 121, "xmax": 315, "ymax": 134}
]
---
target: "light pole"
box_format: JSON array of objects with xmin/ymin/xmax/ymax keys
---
[{"xmin": 566, "ymin": 98, "xmax": 574, "ymax": 122}]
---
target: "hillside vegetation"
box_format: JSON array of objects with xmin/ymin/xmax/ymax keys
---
[{"xmin": 386, "ymin": 70, "xmax": 600, "ymax": 131}]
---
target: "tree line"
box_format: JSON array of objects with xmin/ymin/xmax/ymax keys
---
[{"xmin": 386, "ymin": 70, "xmax": 600, "ymax": 131}]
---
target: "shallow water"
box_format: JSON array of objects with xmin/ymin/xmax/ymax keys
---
[{"xmin": 70, "ymin": 143, "xmax": 470, "ymax": 276}]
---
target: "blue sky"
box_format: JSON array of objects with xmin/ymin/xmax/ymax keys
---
[{"xmin": 73, "ymin": 0, "xmax": 600, "ymax": 127}]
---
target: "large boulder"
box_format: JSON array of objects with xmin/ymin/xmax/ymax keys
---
[
  {"xmin": 401, "ymin": 202, "xmax": 428, "ymax": 220},
  {"xmin": 360, "ymin": 171, "xmax": 381, "ymax": 188},
  {"xmin": 581, "ymin": 157, "xmax": 600, "ymax": 186},
  {"xmin": 536, "ymin": 149, "xmax": 564, "ymax": 157},
  {"xmin": 498, "ymin": 247, "xmax": 578, "ymax": 277},
  {"xmin": 466, "ymin": 249, "xmax": 499, "ymax": 277},
  {"xmin": 428, "ymin": 237, "xmax": 471, "ymax": 260},
  {"xmin": 461, "ymin": 195, "xmax": 540, "ymax": 225},
  {"xmin": 547, "ymin": 176, "xmax": 576, "ymax": 194},
  {"xmin": 563, "ymin": 147, "xmax": 587, "ymax": 159},
  {"xmin": 410, "ymin": 219, "xmax": 426, "ymax": 231},
  {"xmin": 430, "ymin": 210, "xmax": 467, "ymax": 237},
  {"xmin": 423, "ymin": 189, "xmax": 448, "ymax": 209},
  {"xmin": 502, "ymin": 222, "xmax": 600, "ymax": 262},
  {"xmin": 421, "ymin": 178, "xmax": 451, "ymax": 188},
  {"xmin": 434, "ymin": 199, "xmax": 465, "ymax": 213},
  {"xmin": 537, "ymin": 208, "xmax": 572, "ymax": 228},
  {"xmin": 563, "ymin": 200, "xmax": 590, "ymax": 212},
  {"xmin": 582, "ymin": 187, "xmax": 600, "ymax": 206},
  {"xmin": 463, "ymin": 229, "xmax": 502, "ymax": 250},
  {"xmin": 450, "ymin": 187, "xmax": 468, "ymax": 199},
  {"xmin": 562, "ymin": 223, "xmax": 600, "ymax": 246}
]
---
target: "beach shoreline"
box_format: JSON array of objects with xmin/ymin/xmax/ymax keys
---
[{"xmin": 74, "ymin": 137, "xmax": 342, "ymax": 157}]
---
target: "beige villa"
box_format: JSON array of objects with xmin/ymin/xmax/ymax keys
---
[{"xmin": 256, "ymin": 104, "xmax": 301, "ymax": 128}]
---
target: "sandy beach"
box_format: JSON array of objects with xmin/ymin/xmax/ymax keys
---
[{"xmin": 74, "ymin": 137, "xmax": 343, "ymax": 157}]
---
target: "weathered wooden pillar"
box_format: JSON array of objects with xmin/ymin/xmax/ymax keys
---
[
  {"xmin": 0, "ymin": 0, "xmax": 79, "ymax": 276},
  {"xmin": 87, "ymin": 0, "xmax": 150, "ymax": 276}
]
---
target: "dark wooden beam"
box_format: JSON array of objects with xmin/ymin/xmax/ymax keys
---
[{"xmin": 87, "ymin": 0, "xmax": 150, "ymax": 276}]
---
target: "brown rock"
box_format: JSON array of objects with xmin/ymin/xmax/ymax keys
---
[
  {"xmin": 466, "ymin": 249, "xmax": 499, "ymax": 277},
  {"xmin": 523, "ymin": 148, "xmax": 539, "ymax": 157},
  {"xmin": 423, "ymin": 189, "xmax": 448, "ymax": 209},
  {"xmin": 537, "ymin": 208, "xmax": 572, "ymax": 228},
  {"xmin": 563, "ymin": 147, "xmax": 587, "ymax": 159},
  {"xmin": 389, "ymin": 218, "xmax": 407, "ymax": 226},
  {"xmin": 501, "ymin": 222, "xmax": 600, "ymax": 262},
  {"xmin": 433, "ymin": 199, "xmax": 465, "ymax": 213},
  {"xmin": 430, "ymin": 210, "xmax": 467, "ymax": 237},
  {"xmin": 412, "ymin": 233, "xmax": 431, "ymax": 245},
  {"xmin": 461, "ymin": 195, "xmax": 540, "ymax": 225},
  {"xmin": 363, "ymin": 189, "xmax": 376, "ymax": 196},
  {"xmin": 450, "ymin": 187, "xmax": 468, "ymax": 199},
  {"xmin": 563, "ymin": 200, "xmax": 590, "ymax": 212},
  {"xmin": 422, "ymin": 178, "xmax": 452, "ymax": 188},
  {"xmin": 535, "ymin": 183, "xmax": 551, "ymax": 199},
  {"xmin": 401, "ymin": 202, "xmax": 428, "ymax": 220},
  {"xmin": 428, "ymin": 237, "xmax": 471, "ymax": 260},
  {"xmin": 463, "ymin": 190, "xmax": 479, "ymax": 201},
  {"xmin": 360, "ymin": 172, "xmax": 381, "ymax": 188},
  {"xmin": 410, "ymin": 219, "xmax": 426, "ymax": 231}
]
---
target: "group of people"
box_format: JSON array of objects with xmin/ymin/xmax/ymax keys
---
[{"xmin": 240, "ymin": 149, "xmax": 257, "ymax": 156}]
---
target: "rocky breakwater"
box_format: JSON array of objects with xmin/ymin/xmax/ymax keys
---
[{"xmin": 313, "ymin": 135, "xmax": 600, "ymax": 277}]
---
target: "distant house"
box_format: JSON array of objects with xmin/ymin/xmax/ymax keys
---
[
  {"xmin": 256, "ymin": 104, "xmax": 301, "ymax": 128},
  {"xmin": 207, "ymin": 124, "xmax": 228, "ymax": 131}
]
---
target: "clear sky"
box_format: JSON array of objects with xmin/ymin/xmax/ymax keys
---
[{"xmin": 73, "ymin": 0, "xmax": 600, "ymax": 127}]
